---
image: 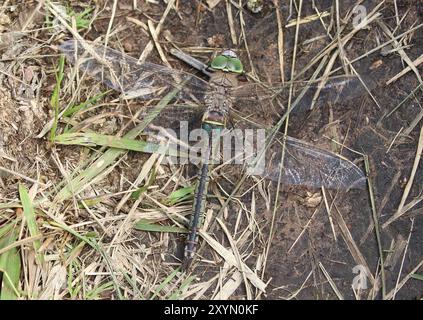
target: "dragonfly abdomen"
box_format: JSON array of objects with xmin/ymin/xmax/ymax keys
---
[
  {"xmin": 182, "ymin": 160, "xmax": 210, "ymax": 269},
  {"xmin": 182, "ymin": 114, "xmax": 226, "ymax": 270}
]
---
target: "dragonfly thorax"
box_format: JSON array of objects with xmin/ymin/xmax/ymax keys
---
[
  {"xmin": 203, "ymin": 72, "xmax": 237, "ymax": 126},
  {"xmin": 210, "ymin": 71, "xmax": 239, "ymax": 87}
]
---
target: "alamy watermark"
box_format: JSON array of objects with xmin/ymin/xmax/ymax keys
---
[
  {"xmin": 148, "ymin": 121, "xmax": 267, "ymax": 175},
  {"xmin": 352, "ymin": 265, "xmax": 368, "ymax": 291},
  {"xmin": 352, "ymin": 5, "xmax": 368, "ymax": 28}
]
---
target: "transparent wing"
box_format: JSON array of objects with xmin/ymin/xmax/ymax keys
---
[
  {"xmin": 244, "ymin": 134, "xmax": 366, "ymax": 190},
  {"xmin": 59, "ymin": 40, "xmax": 210, "ymax": 102},
  {"xmin": 134, "ymin": 103, "xmax": 205, "ymax": 133},
  {"xmin": 231, "ymin": 75, "xmax": 367, "ymax": 114}
]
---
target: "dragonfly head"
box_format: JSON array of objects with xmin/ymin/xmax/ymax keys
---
[{"xmin": 210, "ymin": 50, "xmax": 244, "ymax": 74}]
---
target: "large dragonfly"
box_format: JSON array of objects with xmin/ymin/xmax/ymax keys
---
[{"xmin": 59, "ymin": 39, "xmax": 367, "ymax": 270}]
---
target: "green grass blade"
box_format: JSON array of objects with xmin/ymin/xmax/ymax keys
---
[
  {"xmin": 49, "ymin": 55, "xmax": 65, "ymax": 142},
  {"xmin": 77, "ymin": 197, "xmax": 104, "ymax": 208},
  {"xmin": 166, "ymin": 187, "xmax": 194, "ymax": 205},
  {"xmin": 66, "ymin": 240, "xmax": 86, "ymax": 298},
  {"xmin": 19, "ymin": 184, "xmax": 43, "ymax": 264},
  {"xmin": 0, "ymin": 222, "xmax": 14, "ymax": 238},
  {"xmin": 54, "ymin": 132, "xmax": 185, "ymax": 157},
  {"xmin": 63, "ymin": 90, "xmax": 111, "ymax": 118},
  {"xmin": 0, "ymin": 227, "xmax": 21, "ymax": 300},
  {"xmin": 410, "ymin": 273, "xmax": 423, "ymax": 281},
  {"xmin": 67, "ymin": 6, "xmax": 93, "ymax": 30},
  {"xmin": 0, "ymin": 247, "xmax": 21, "ymax": 300},
  {"xmin": 150, "ymin": 266, "xmax": 181, "ymax": 300},
  {"xmin": 85, "ymin": 281, "xmax": 114, "ymax": 299},
  {"xmin": 132, "ymin": 168, "xmax": 157, "ymax": 200},
  {"xmin": 134, "ymin": 219, "xmax": 188, "ymax": 233},
  {"xmin": 131, "ymin": 185, "xmax": 149, "ymax": 201},
  {"xmin": 168, "ymin": 275, "xmax": 196, "ymax": 300}
]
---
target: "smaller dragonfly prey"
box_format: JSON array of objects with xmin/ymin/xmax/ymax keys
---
[{"xmin": 60, "ymin": 40, "xmax": 367, "ymax": 270}]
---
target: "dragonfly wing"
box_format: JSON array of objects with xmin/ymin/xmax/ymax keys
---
[
  {"xmin": 139, "ymin": 103, "xmax": 205, "ymax": 132},
  {"xmin": 249, "ymin": 135, "xmax": 366, "ymax": 190},
  {"xmin": 294, "ymin": 76, "xmax": 366, "ymax": 112},
  {"xmin": 59, "ymin": 40, "xmax": 209, "ymax": 103},
  {"xmin": 232, "ymin": 75, "xmax": 366, "ymax": 114}
]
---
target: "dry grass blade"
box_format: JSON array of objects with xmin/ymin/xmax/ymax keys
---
[
  {"xmin": 200, "ymin": 231, "xmax": 267, "ymax": 292},
  {"xmin": 109, "ymin": 153, "xmax": 161, "ymax": 248},
  {"xmin": 332, "ymin": 206, "xmax": 375, "ymax": 285},
  {"xmin": 382, "ymin": 82, "xmax": 423, "ymax": 120},
  {"xmin": 363, "ymin": 155, "xmax": 386, "ymax": 298},
  {"xmin": 384, "ymin": 235, "xmax": 407, "ymax": 271},
  {"xmin": 288, "ymin": 208, "xmax": 318, "ymax": 253},
  {"xmin": 207, "ymin": 0, "xmax": 223, "ymax": 9},
  {"xmin": 386, "ymin": 54, "xmax": 423, "ymax": 85},
  {"xmin": 385, "ymin": 258, "xmax": 423, "ymax": 300},
  {"xmin": 0, "ymin": 234, "xmax": 43, "ymax": 256},
  {"xmin": 285, "ymin": 11, "xmax": 330, "ymax": 28},
  {"xmin": 293, "ymin": 1, "xmax": 385, "ymax": 81},
  {"xmin": 49, "ymin": 220, "xmax": 124, "ymax": 299},
  {"xmin": 377, "ymin": 20, "xmax": 422, "ymax": 83},
  {"xmin": 383, "ymin": 126, "xmax": 423, "ymax": 228},
  {"xmin": 322, "ymin": 187, "xmax": 337, "ymax": 242},
  {"xmin": 261, "ymin": 0, "xmax": 303, "ymax": 279},
  {"xmin": 226, "ymin": 0, "xmax": 237, "ymax": 46},
  {"xmin": 103, "ymin": 0, "xmax": 117, "ymax": 49},
  {"xmin": 0, "ymin": 166, "xmax": 47, "ymax": 187},
  {"xmin": 148, "ymin": 20, "xmax": 171, "ymax": 67},
  {"xmin": 216, "ymin": 217, "xmax": 252, "ymax": 299},
  {"xmin": 392, "ymin": 218, "xmax": 415, "ymax": 299},
  {"xmin": 138, "ymin": 0, "xmax": 175, "ymax": 63},
  {"xmin": 318, "ymin": 262, "xmax": 344, "ymax": 300},
  {"xmin": 285, "ymin": 270, "xmax": 313, "ymax": 300},
  {"xmin": 273, "ymin": 0, "xmax": 285, "ymax": 82},
  {"xmin": 212, "ymin": 271, "xmax": 243, "ymax": 300}
]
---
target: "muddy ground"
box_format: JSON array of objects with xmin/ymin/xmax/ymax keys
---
[{"xmin": 0, "ymin": 0, "xmax": 422, "ymax": 299}]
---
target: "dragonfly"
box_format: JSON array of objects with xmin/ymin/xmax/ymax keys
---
[{"xmin": 59, "ymin": 39, "xmax": 367, "ymax": 270}]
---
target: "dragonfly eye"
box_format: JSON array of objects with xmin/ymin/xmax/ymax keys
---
[
  {"xmin": 210, "ymin": 55, "xmax": 244, "ymax": 74},
  {"xmin": 226, "ymin": 58, "xmax": 243, "ymax": 74},
  {"xmin": 210, "ymin": 55, "xmax": 228, "ymax": 70}
]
